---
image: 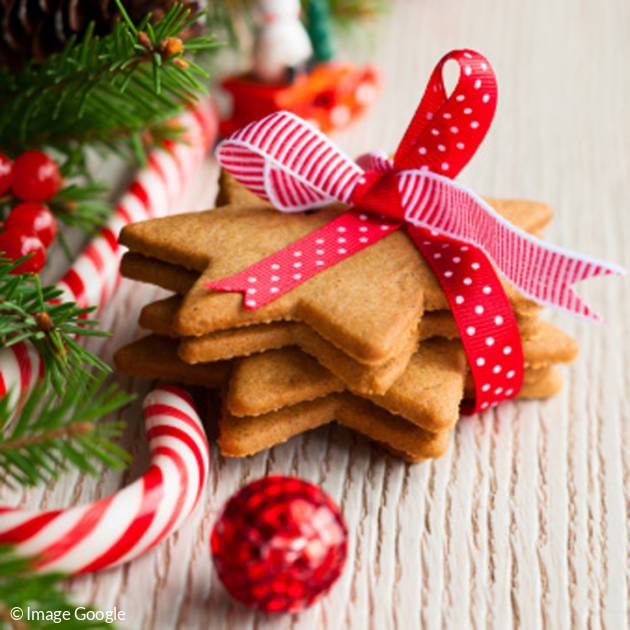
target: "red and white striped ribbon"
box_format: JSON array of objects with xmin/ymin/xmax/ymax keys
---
[
  {"xmin": 0, "ymin": 386, "xmax": 209, "ymax": 574},
  {"xmin": 0, "ymin": 100, "xmax": 217, "ymax": 406}
]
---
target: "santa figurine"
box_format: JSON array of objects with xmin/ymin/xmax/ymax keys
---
[{"xmin": 253, "ymin": 0, "xmax": 313, "ymax": 84}]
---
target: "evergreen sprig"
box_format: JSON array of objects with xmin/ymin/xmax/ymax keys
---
[
  {"xmin": 0, "ymin": 259, "xmax": 110, "ymax": 392},
  {"xmin": 0, "ymin": 1, "xmax": 217, "ymax": 161},
  {"xmin": 0, "ymin": 371, "xmax": 132, "ymax": 488},
  {"xmin": 48, "ymin": 182, "xmax": 112, "ymax": 235},
  {"xmin": 0, "ymin": 546, "xmax": 115, "ymax": 629}
]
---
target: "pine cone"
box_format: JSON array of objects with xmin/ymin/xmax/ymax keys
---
[{"xmin": 0, "ymin": 0, "xmax": 206, "ymax": 71}]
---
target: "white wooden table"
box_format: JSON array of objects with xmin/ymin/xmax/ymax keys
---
[{"xmin": 8, "ymin": 1, "xmax": 630, "ymax": 627}]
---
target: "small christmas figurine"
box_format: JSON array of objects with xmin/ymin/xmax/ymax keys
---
[
  {"xmin": 253, "ymin": 0, "xmax": 313, "ymax": 84},
  {"xmin": 220, "ymin": 0, "xmax": 378, "ymax": 135}
]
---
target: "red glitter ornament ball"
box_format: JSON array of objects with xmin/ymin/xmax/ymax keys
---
[{"xmin": 211, "ymin": 476, "xmax": 348, "ymax": 613}]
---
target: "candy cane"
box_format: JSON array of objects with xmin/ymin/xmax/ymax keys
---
[
  {"xmin": 0, "ymin": 342, "xmax": 43, "ymax": 410},
  {"xmin": 0, "ymin": 103, "xmax": 217, "ymax": 575},
  {"xmin": 0, "ymin": 99, "xmax": 218, "ymax": 406},
  {"xmin": 0, "ymin": 386, "xmax": 209, "ymax": 574}
]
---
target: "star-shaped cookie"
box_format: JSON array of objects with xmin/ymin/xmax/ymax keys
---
[
  {"xmin": 114, "ymin": 334, "xmax": 465, "ymax": 462},
  {"xmin": 114, "ymin": 329, "xmax": 575, "ymax": 461},
  {"xmin": 222, "ymin": 321, "xmax": 577, "ymax": 426},
  {"xmin": 119, "ymin": 174, "xmax": 552, "ymax": 365},
  {"xmin": 137, "ymin": 294, "xmax": 546, "ymax": 395}
]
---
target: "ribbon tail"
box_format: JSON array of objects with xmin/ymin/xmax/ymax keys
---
[
  {"xmin": 206, "ymin": 211, "xmax": 401, "ymax": 309},
  {"xmin": 531, "ymin": 256, "xmax": 625, "ymax": 323},
  {"xmin": 408, "ymin": 226, "xmax": 525, "ymax": 414},
  {"xmin": 483, "ymin": 238, "xmax": 624, "ymax": 322},
  {"xmin": 397, "ymin": 170, "xmax": 625, "ymax": 321}
]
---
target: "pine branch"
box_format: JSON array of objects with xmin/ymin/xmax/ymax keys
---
[
  {"xmin": 0, "ymin": 371, "xmax": 132, "ymax": 488},
  {"xmin": 0, "ymin": 546, "xmax": 115, "ymax": 629},
  {"xmin": 0, "ymin": 2, "xmax": 218, "ymax": 158},
  {"xmin": 49, "ymin": 182, "xmax": 111, "ymax": 234},
  {"xmin": 0, "ymin": 259, "xmax": 110, "ymax": 392}
]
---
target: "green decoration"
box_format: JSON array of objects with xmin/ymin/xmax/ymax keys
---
[{"xmin": 306, "ymin": 0, "xmax": 335, "ymax": 62}]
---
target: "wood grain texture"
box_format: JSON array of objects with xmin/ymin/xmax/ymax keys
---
[{"xmin": 2, "ymin": 0, "xmax": 629, "ymax": 627}]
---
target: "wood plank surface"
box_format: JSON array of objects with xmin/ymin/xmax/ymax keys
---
[{"xmin": 3, "ymin": 0, "xmax": 629, "ymax": 628}]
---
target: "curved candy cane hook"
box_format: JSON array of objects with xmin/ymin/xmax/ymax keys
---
[{"xmin": 0, "ymin": 386, "xmax": 209, "ymax": 575}]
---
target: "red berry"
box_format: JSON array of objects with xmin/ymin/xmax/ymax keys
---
[
  {"xmin": 211, "ymin": 476, "xmax": 347, "ymax": 613},
  {"xmin": 4, "ymin": 201, "xmax": 57, "ymax": 248},
  {"xmin": 11, "ymin": 151, "xmax": 61, "ymax": 202},
  {"xmin": 5, "ymin": 202, "xmax": 58, "ymax": 248},
  {"xmin": 0, "ymin": 152, "xmax": 12, "ymax": 196},
  {"xmin": 0, "ymin": 228, "xmax": 46, "ymax": 273}
]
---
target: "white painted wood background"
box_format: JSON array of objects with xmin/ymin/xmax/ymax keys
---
[{"xmin": 5, "ymin": 0, "xmax": 630, "ymax": 627}]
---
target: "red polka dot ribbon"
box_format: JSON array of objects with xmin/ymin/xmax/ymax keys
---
[{"xmin": 209, "ymin": 49, "xmax": 623, "ymax": 413}]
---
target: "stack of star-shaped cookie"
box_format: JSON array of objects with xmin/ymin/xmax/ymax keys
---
[{"xmin": 114, "ymin": 173, "xmax": 579, "ymax": 463}]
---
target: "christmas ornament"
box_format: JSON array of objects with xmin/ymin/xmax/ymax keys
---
[
  {"xmin": 11, "ymin": 150, "xmax": 61, "ymax": 202},
  {"xmin": 221, "ymin": 62, "xmax": 378, "ymax": 136},
  {"xmin": 220, "ymin": 0, "xmax": 378, "ymax": 135},
  {"xmin": 305, "ymin": 0, "xmax": 334, "ymax": 63},
  {"xmin": 0, "ymin": 151, "xmax": 11, "ymax": 195},
  {"xmin": 210, "ymin": 49, "xmax": 623, "ymax": 414},
  {"xmin": 0, "ymin": 385, "xmax": 210, "ymax": 574},
  {"xmin": 0, "ymin": 228, "xmax": 46, "ymax": 273},
  {"xmin": 0, "ymin": 0, "xmax": 207, "ymax": 69},
  {"xmin": 0, "ymin": 99, "xmax": 217, "ymax": 407},
  {"xmin": 5, "ymin": 202, "xmax": 57, "ymax": 247},
  {"xmin": 211, "ymin": 475, "xmax": 348, "ymax": 613},
  {"xmin": 253, "ymin": 0, "xmax": 313, "ymax": 84}
]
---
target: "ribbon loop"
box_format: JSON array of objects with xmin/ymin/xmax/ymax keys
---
[
  {"xmin": 394, "ymin": 49, "xmax": 497, "ymax": 176},
  {"xmin": 216, "ymin": 111, "xmax": 362, "ymax": 212}
]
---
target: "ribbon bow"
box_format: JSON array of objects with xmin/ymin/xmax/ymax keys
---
[{"xmin": 209, "ymin": 49, "xmax": 622, "ymax": 413}]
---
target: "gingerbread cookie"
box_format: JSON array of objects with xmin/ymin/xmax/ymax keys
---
[
  {"xmin": 121, "ymin": 253, "xmax": 196, "ymax": 295},
  {"xmin": 223, "ymin": 325, "xmax": 575, "ymax": 430},
  {"xmin": 113, "ymin": 334, "xmax": 453, "ymax": 463},
  {"xmin": 226, "ymin": 341, "xmax": 467, "ymax": 433},
  {"xmin": 119, "ymin": 177, "xmax": 551, "ymax": 367},
  {"xmin": 137, "ymin": 294, "xmax": 546, "ymax": 395},
  {"xmin": 114, "ymin": 335, "xmax": 230, "ymax": 387},
  {"xmin": 218, "ymin": 394, "xmax": 451, "ymax": 463},
  {"xmin": 114, "ymin": 328, "xmax": 575, "ymax": 461},
  {"xmin": 115, "ymin": 320, "xmax": 575, "ymax": 433}
]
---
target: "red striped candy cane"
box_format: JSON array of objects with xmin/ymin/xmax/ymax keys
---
[
  {"xmin": 0, "ymin": 386, "xmax": 209, "ymax": 574},
  {"xmin": 0, "ymin": 342, "xmax": 43, "ymax": 410},
  {"xmin": 0, "ymin": 100, "xmax": 218, "ymax": 406}
]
